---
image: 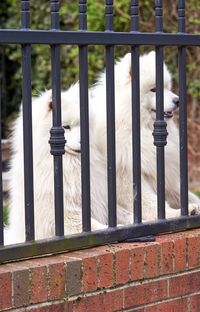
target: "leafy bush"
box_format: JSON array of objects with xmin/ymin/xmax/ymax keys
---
[{"xmin": 1, "ymin": 0, "xmax": 200, "ymax": 133}]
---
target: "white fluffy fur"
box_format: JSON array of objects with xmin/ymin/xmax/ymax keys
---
[
  {"xmin": 91, "ymin": 51, "xmax": 200, "ymax": 221},
  {"xmin": 5, "ymin": 84, "xmax": 110, "ymax": 245},
  {"xmin": 5, "ymin": 82, "xmax": 134, "ymax": 245}
]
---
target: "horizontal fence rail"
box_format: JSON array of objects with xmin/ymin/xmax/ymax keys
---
[
  {"xmin": 0, "ymin": 31, "xmax": 200, "ymax": 46},
  {"xmin": 0, "ymin": 0, "xmax": 200, "ymax": 263},
  {"xmin": 1, "ymin": 215, "xmax": 200, "ymax": 263}
]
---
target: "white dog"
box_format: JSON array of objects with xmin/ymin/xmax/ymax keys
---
[
  {"xmin": 4, "ymin": 84, "xmax": 108, "ymax": 245},
  {"xmin": 5, "ymin": 83, "xmax": 133, "ymax": 245},
  {"xmin": 91, "ymin": 51, "xmax": 200, "ymax": 221}
]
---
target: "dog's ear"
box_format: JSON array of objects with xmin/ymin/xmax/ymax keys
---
[
  {"xmin": 45, "ymin": 89, "xmax": 53, "ymax": 111},
  {"xmin": 48, "ymin": 98, "xmax": 53, "ymax": 111}
]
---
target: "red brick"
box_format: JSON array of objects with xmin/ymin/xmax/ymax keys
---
[
  {"xmin": 72, "ymin": 248, "xmax": 106, "ymax": 259},
  {"xmin": 82, "ymin": 256, "xmax": 97, "ymax": 292},
  {"xmin": 169, "ymin": 271, "xmax": 200, "ymax": 298},
  {"xmin": 145, "ymin": 243, "xmax": 160, "ymax": 278},
  {"xmin": 48, "ymin": 262, "xmax": 65, "ymax": 300},
  {"xmin": 107, "ymin": 289, "xmax": 124, "ymax": 311},
  {"xmin": 187, "ymin": 236, "xmax": 200, "ymax": 268},
  {"xmin": 160, "ymin": 240, "xmax": 174, "ymax": 274},
  {"xmin": 129, "ymin": 245, "xmax": 145, "ymax": 281},
  {"xmin": 30, "ymin": 266, "xmax": 48, "ymax": 303},
  {"xmin": 72, "ymin": 295, "xmax": 102, "ymax": 312},
  {"xmin": 190, "ymin": 294, "xmax": 200, "ymax": 312},
  {"xmin": 72, "ymin": 289, "xmax": 123, "ymax": 312},
  {"xmin": 68, "ymin": 302, "xmax": 73, "ymax": 312},
  {"xmin": 187, "ymin": 229, "xmax": 200, "ymax": 236},
  {"xmin": 97, "ymin": 252, "xmax": 114, "ymax": 288},
  {"xmin": 13, "ymin": 269, "xmax": 30, "ymax": 307},
  {"xmin": 174, "ymin": 238, "xmax": 187, "ymax": 272},
  {"xmin": 145, "ymin": 298, "xmax": 188, "ymax": 312},
  {"xmin": 66, "ymin": 259, "xmax": 82, "ymax": 296},
  {"xmin": 27, "ymin": 302, "xmax": 67, "ymax": 312},
  {"xmin": 0, "ymin": 272, "xmax": 12, "ymax": 310},
  {"xmin": 124, "ymin": 279, "xmax": 168, "ymax": 308},
  {"xmin": 115, "ymin": 248, "xmax": 129, "ymax": 285}
]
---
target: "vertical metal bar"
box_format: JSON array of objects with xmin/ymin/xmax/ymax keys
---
[
  {"xmin": 0, "ymin": 101, "xmax": 3, "ymax": 245},
  {"xmin": 49, "ymin": 0, "xmax": 65, "ymax": 236},
  {"xmin": 178, "ymin": 0, "xmax": 188, "ymax": 215},
  {"xmin": 131, "ymin": 0, "xmax": 142, "ymax": 223},
  {"xmin": 79, "ymin": 0, "xmax": 91, "ymax": 232},
  {"xmin": 105, "ymin": 0, "xmax": 116, "ymax": 227},
  {"xmin": 21, "ymin": 0, "xmax": 35, "ymax": 241},
  {"xmin": 153, "ymin": 0, "xmax": 167, "ymax": 220}
]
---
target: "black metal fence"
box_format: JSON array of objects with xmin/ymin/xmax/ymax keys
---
[{"xmin": 0, "ymin": 0, "xmax": 200, "ymax": 263}]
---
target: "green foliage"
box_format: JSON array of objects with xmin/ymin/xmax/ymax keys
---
[
  {"xmin": 195, "ymin": 191, "xmax": 200, "ymax": 199},
  {"xmin": 1, "ymin": 0, "xmax": 200, "ymax": 130},
  {"xmin": 3, "ymin": 205, "xmax": 8, "ymax": 225}
]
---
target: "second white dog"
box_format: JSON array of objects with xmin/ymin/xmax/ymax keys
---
[{"xmin": 91, "ymin": 51, "xmax": 200, "ymax": 221}]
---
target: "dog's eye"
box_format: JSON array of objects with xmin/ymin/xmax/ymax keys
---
[
  {"xmin": 150, "ymin": 87, "xmax": 156, "ymax": 92},
  {"xmin": 63, "ymin": 125, "xmax": 71, "ymax": 130}
]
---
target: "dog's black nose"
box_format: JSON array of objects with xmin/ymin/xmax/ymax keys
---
[{"xmin": 173, "ymin": 97, "xmax": 179, "ymax": 107}]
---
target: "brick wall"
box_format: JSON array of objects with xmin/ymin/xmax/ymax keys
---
[{"xmin": 1, "ymin": 229, "xmax": 200, "ymax": 311}]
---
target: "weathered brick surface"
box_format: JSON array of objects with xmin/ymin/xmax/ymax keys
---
[
  {"xmin": 124, "ymin": 279, "xmax": 168, "ymax": 308},
  {"xmin": 97, "ymin": 252, "xmax": 113, "ymax": 289},
  {"xmin": 174, "ymin": 238, "xmax": 187, "ymax": 272},
  {"xmin": 66, "ymin": 259, "xmax": 82, "ymax": 296},
  {"xmin": 187, "ymin": 235, "xmax": 200, "ymax": 268},
  {"xmin": 160, "ymin": 239, "xmax": 174, "ymax": 274},
  {"xmin": 82, "ymin": 256, "xmax": 97, "ymax": 292},
  {"xmin": 0, "ymin": 272, "xmax": 12, "ymax": 310},
  {"xmin": 145, "ymin": 298, "xmax": 188, "ymax": 312},
  {"xmin": 115, "ymin": 246, "xmax": 129, "ymax": 285},
  {"xmin": 169, "ymin": 271, "xmax": 200, "ymax": 298},
  {"xmin": 129, "ymin": 244, "xmax": 145, "ymax": 281},
  {"xmin": 190, "ymin": 294, "xmax": 200, "ymax": 312},
  {"xmin": 144, "ymin": 243, "xmax": 160, "ymax": 278},
  {"xmin": 71, "ymin": 289, "xmax": 123, "ymax": 312},
  {"xmin": 27, "ymin": 302, "xmax": 67, "ymax": 312},
  {"xmin": 1, "ymin": 229, "xmax": 200, "ymax": 311},
  {"xmin": 13, "ymin": 269, "xmax": 30, "ymax": 307},
  {"xmin": 48, "ymin": 262, "xmax": 65, "ymax": 300},
  {"xmin": 30, "ymin": 266, "xmax": 48, "ymax": 304}
]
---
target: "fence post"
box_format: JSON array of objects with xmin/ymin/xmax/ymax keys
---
[
  {"xmin": 152, "ymin": 0, "xmax": 167, "ymax": 220},
  {"xmin": 178, "ymin": 0, "xmax": 188, "ymax": 216},
  {"xmin": 131, "ymin": 0, "xmax": 142, "ymax": 223},
  {"xmin": 105, "ymin": 0, "xmax": 117, "ymax": 227},
  {"xmin": 79, "ymin": 0, "xmax": 91, "ymax": 232},
  {"xmin": 49, "ymin": 0, "xmax": 66, "ymax": 236},
  {"xmin": 21, "ymin": 0, "xmax": 35, "ymax": 241}
]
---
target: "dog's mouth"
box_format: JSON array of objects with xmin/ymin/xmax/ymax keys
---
[
  {"xmin": 151, "ymin": 109, "xmax": 173, "ymax": 119},
  {"xmin": 164, "ymin": 111, "xmax": 173, "ymax": 119}
]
